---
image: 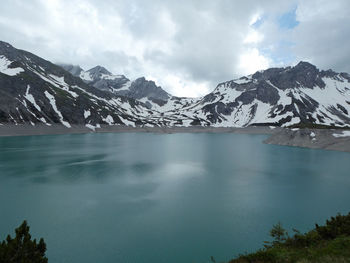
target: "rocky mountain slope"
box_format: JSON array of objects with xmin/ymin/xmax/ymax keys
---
[
  {"xmin": 158, "ymin": 62, "xmax": 350, "ymax": 127},
  {"xmin": 0, "ymin": 41, "xmax": 159, "ymax": 129},
  {"xmin": 1, "ymin": 40, "xmax": 350, "ymax": 129},
  {"xmin": 59, "ymin": 63, "xmax": 178, "ymax": 110}
]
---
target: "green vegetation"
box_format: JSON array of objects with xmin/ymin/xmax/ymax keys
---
[
  {"xmin": 229, "ymin": 212, "xmax": 350, "ymax": 263},
  {"xmin": 0, "ymin": 220, "xmax": 48, "ymax": 263},
  {"xmin": 2, "ymin": 214, "xmax": 350, "ymax": 263}
]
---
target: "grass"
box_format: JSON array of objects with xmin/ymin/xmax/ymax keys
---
[{"xmin": 229, "ymin": 213, "xmax": 350, "ymax": 263}]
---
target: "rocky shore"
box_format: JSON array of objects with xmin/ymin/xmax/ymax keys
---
[
  {"xmin": 264, "ymin": 128, "xmax": 350, "ymax": 153},
  {"xmin": 1, "ymin": 124, "xmax": 349, "ymax": 153}
]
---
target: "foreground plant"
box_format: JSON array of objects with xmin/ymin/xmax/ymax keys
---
[
  {"xmin": 0, "ymin": 220, "xmax": 48, "ymax": 263},
  {"xmin": 230, "ymin": 212, "xmax": 350, "ymax": 263}
]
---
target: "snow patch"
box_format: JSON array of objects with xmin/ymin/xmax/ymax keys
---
[
  {"xmin": 0, "ymin": 55, "xmax": 24, "ymax": 76},
  {"xmin": 233, "ymin": 77, "xmax": 252, "ymax": 84},
  {"xmin": 44, "ymin": 91, "xmax": 71, "ymax": 128},
  {"xmin": 24, "ymin": 85, "xmax": 41, "ymax": 112},
  {"xmin": 116, "ymin": 81, "xmax": 132, "ymax": 91},
  {"xmin": 119, "ymin": 116, "xmax": 135, "ymax": 127},
  {"xmin": 85, "ymin": 124, "xmax": 100, "ymax": 131},
  {"xmin": 80, "ymin": 71, "xmax": 93, "ymax": 81},
  {"xmin": 333, "ymin": 131, "xmax": 350, "ymax": 138},
  {"xmin": 48, "ymin": 75, "xmax": 79, "ymax": 98},
  {"xmin": 84, "ymin": 110, "xmax": 91, "ymax": 119},
  {"xmin": 102, "ymin": 115, "xmax": 114, "ymax": 125}
]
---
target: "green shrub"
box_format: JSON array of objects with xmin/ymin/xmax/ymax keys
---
[
  {"xmin": 315, "ymin": 213, "xmax": 350, "ymax": 239},
  {"xmin": 229, "ymin": 212, "xmax": 350, "ymax": 263}
]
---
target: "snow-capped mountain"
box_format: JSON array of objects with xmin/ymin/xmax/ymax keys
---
[
  {"xmin": 60, "ymin": 64, "xmax": 174, "ymax": 109},
  {"xmin": 1, "ymin": 40, "xmax": 350, "ymax": 129},
  {"xmin": 59, "ymin": 64, "xmax": 130, "ymax": 90},
  {"xmin": 150, "ymin": 62, "xmax": 350, "ymax": 127},
  {"xmin": 0, "ymin": 41, "xmax": 159, "ymax": 129}
]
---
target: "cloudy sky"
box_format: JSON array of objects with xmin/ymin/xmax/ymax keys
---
[{"xmin": 1, "ymin": 0, "xmax": 349, "ymax": 97}]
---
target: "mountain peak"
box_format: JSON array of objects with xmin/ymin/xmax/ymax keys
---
[
  {"xmin": 294, "ymin": 61, "xmax": 317, "ymax": 70},
  {"xmin": 0, "ymin": 41, "xmax": 13, "ymax": 49},
  {"xmin": 87, "ymin": 65, "xmax": 112, "ymax": 76},
  {"xmin": 135, "ymin": 77, "xmax": 147, "ymax": 82}
]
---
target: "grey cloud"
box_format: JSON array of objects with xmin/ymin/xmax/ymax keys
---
[
  {"xmin": 112, "ymin": 0, "xmax": 296, "ymax": 87},
  {"xmin": 0, "ymin": 0, "xmax": 349, "ymax": 97},
  {"xmin": 292, "ymin": 0, "xmax": 350, "ymax": 73},
  {"xmin": 100, "ymin": 51, "xmax": 142, "ymax": 77}
]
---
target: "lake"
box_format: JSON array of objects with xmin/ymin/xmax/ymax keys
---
[{"xmin": 0, "ymin": 132, "xmax": 349, "ymax": 263}]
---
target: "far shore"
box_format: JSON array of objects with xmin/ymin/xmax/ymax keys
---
[
  {"xmin": 264, "ymin": 127, "xmax": 350, "ymax": 153},
  {"xmin": 0, "ymin": 124, "xmax": 278, "ymax": 137},
  {"xmin": 1, "ymin": 124, "xmax": 350, "ymax": 153}
]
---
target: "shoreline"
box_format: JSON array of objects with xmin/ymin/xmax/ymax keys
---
[
  {"xmin": 264, "ymin": 128, "xmax": 350, "ymax": 153},
  {"xmin": 1, "ymin": 124, "xmax": 350, "ymax": 153},
  {"xmin": 0, "ymin": 124, "xmax": 278, "ymax": 137}
]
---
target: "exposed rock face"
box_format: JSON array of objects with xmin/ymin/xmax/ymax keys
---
[
  {"xmin": 86, "ymin": 65, "xmax": 112, "ymax": 80},
  {"xmin": 157, "ymin": 61, "xmax": 350, "ymax": 127},
  {"xmin": 59, "ymin": 64, "xmax": 170, "ymax": 107},
  {"xmin": 2, "ymin": 40, "xmax": 350, "ymax": 129},
  {"xmin": 59, "ymin": 63, "xmax": 130, "ymax": 91},
  {"xmin": 0, "ymin": 41, "xmax": 159, "ymax": 128},
  {"xmin": 117, "ymin": 77, "xmax": 170, "ymax": 106}
]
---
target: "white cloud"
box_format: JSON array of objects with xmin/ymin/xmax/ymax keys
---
[
  {"xmin": 244, "ymin": 30, "xmax": 264, "ymax": 44},
  {"xmin": 249, "ymin": 13, "xmax": 262, "ymax": 26},
  {"xmin": 238, "ymin": 48, "xmax": 270, "ymax": 75},
  {"xmin": 161, "ymin": 74, "xmax": 210, "ymax": 98},
  {"xmin": 0, "ymin": 0, "xmax": 349, "ymax": 97}
]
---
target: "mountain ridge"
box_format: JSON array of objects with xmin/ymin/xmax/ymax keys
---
[
  {"xmin": 1, "ymin": 40, "xmax": 350, "ymax": 129},
  {"xmin": 0, "ymin": 41, "xmax": 159, "ymax": 129}
]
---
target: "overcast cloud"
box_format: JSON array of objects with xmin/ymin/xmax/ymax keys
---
[{"xmin": 0, "ymin": 0, "xmax": 349, "ymax": 97}]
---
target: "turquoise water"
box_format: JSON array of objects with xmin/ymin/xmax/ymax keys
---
[{"xmin": 0, "ymin": 132, "xmax": 349, "ymax": 263}]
